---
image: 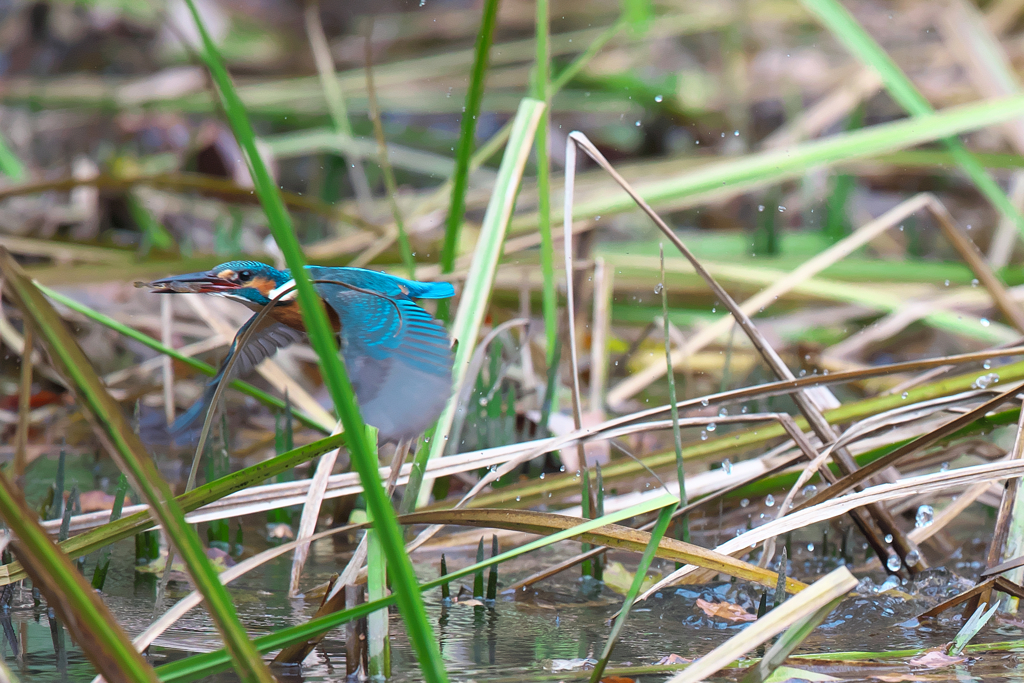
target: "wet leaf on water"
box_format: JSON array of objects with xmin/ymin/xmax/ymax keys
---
[
  {"xmin": 908, "ymin": 650, "xmax": 967, "ymax": 668},
  {"xmin": 543, "ymin": 657, "xmax": 596, "ymax": 671},
  {"xmin": 695, "ymin": 597, "xmax": 757, "ymax": 622},
  {"xmin": 765, "ymin": 665, "xmax": 840, "ymax": 682},
  {"xmin": 603, "ymin": 560, "xmax": 662, "ymax": 595},
  {"xmin": 79, "ymin": 490, "xmax": 116, "ymax": 513}
]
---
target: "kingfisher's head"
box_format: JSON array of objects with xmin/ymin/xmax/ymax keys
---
[{"xmin": 147, "ymin": 260, "xmax": 291, "ymax": 306}]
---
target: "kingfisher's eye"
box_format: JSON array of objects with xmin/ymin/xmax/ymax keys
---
[{"xmin": 238, "ymin": 270, "xmax": 252, "ymax": 281}]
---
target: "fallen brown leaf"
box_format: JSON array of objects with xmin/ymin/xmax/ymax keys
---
[
  {"xmin": 908, "ymin": 650, "xmax": 966, "ymax": 668},
  {"xmin": 695, "ymin": 597, "xmax": 757, "ymax": 622},
  {"xmin": 78, "ymin": 490, "xmax": 115, "ymax": 513}
]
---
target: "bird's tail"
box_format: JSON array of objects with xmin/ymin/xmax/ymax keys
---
[
  {"xmin": 406, "ymin": 280, "xmax": 455, "ymax": 299},
  {"xmin": 169, "ymin": 378, "xmax": 220, "ymax": 441}
]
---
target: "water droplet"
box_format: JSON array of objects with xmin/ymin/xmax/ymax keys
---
[
  {"xmin": 944, "ymin": 279, "xmax": 950, "ymax": 287},
  {"xmin": 984, "ymin": 360, "xmax": 992, "ymax": 369},
  {"xmin": 905, "ymin": 550, "xmax": 920, "ymax": 566},
  {"xmin": 886, "ymin": 554, "xmax": 902, "ymax": 572},
  {"xmin": 915, "ymin": 505, "xmax": 934, "ymax": 528},
  {"xmin": 707, "ymin": 422, "xmax": 716, "ymax": 432},
  {"xmin": 778, "ymin": 206, "xmax": 786, "ymax": 213},
  {"xmin": 479, "ymin": 397, "xmax": 488, "ymax": 406},
  {"xmin": 722, "ymin": 459, "xmax": 732, "ymax": 474},
  {"xmin": 741, "ymin": 405, "xmax": 749, "ymax": 413},
  {"xmin": 765, "ymin": 494, "xmax": 775, "ymax": 507},
  {"xmin": 806, "ymin": 543, "xmax": 815, "ymax": 552},
  {"xmin": 740, "ymin": 498, "xmax": 750, "ymax": 508},
  {"xmin": 901, "ymin": 392, "xmax": 908, "ymax": 399},
  {"xmin": 981, "ymin": 318, "xmax": 991, "ymax": 327},
  {"xmin": 973, "ymin": 372, "xmax": 999, "ymax": 389},
  {"xmin": 801, "ymin": 484, "xmax": 817, "ymax": 497},
  {"xmin": 718, "ymin": 407, "xmax": 728, "ymax": 417},
  {"xmin": 758, "ymin": 205, "xmax": 765, "ymax": 212},
  {"xmin": 419, "ymin": 0, "xmax": 425, "ymax": 5},
  {"xmin": 734, "ymin": 130, "xmax": 739, "ymax": 136},
  {"xmin": 515, "ymin": 496, "xmax": 521, "ymax": 501},
  {"xmin": 539, "ymin": 473, "xmax": 545, "ymax": 479},
  {"xmin": 884, "ymin": 534, "xmax": 894, "ymax": 544},
  {"xmin": 701, "ymin": 398, "xmax": 709, "ymax": 407},
  {"xmin": 700, "ymin": 430, "xmax": 708, "ymax": 441},
  {"xmin": 635, "ymin": 120, "xmax": 641, "ymax": 126},
  {"xmin": 654, "ymin": 94, "xmax": 663, "ymax": 102},
  {"xmin": 654, "ymin": 283, "xmax": 664, "ymax": 294},
  {"xmin": 972, "ymin": 278, "xmax": 979, "ymax": 287},
  {"xmin": 940, "ymin": 462, "xmax": 949, "ymax": 472}
]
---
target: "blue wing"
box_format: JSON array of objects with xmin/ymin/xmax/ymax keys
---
[
  {"xmin": 307, "ymin": 267, "xmax": 454, "ymax": 442},
  {"xmin": 171, "ymin": 316, "xmax": 305, "ymax": 437}
]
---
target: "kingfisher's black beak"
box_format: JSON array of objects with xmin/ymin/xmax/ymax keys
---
[{"xmin": 140, "ymin": 271, "xmax": 241, "ymax": 294}]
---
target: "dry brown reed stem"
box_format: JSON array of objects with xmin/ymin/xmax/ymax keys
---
[
  {"xmin": 14, "ymin": 317, "xmax": 32, "ymax": 480},
  {"xmin": 401, "ymin": 409, "xmax": 822, "ymax": 558},
  {"xmin": 762, "ymin": 387, "xmax": 1000, "ymax": 567},
  {"xmin": 34, "ymin": 346, "xmax": 1024, "ymax": 542},
  {"xmin": 642, "ymin": 457, "xmax": 1024, "ymax": 602},
  {"xmin": 939, "ymin": 0, "xmax": 1024, "ymax": 269},
  {"xmin": 0, "ymin": 173, "xmax": 373, "ymax": 231},
  {"xmin": 589, "ymin": 257, "xmax": 612, "ymax": 415},
  {"xmin": 359, "ymin": 20, "xmax": 415, "ymax": 277},
  {"xmin": 182, "ymin": 295, "xmax": 334, "ymax": 429},
  {"xmin": 925, "ymin": 196, "xmax": 1024, "ymax": 332},
  {"xmin": 504, "ymin": 447, "xmax": 812, "ymax": 593},
  {"xmin": 917, "ymin": 576, "xmax": 1024, "ymax": 620},
  {"xmin": 160, "ymin": 296, "xmax": 174, "ymax": 427},
  {"xmin": 798, "ymin": 384, "xmax": 1024, "ymax": 511},
  {"xmin": 610, "ymin": 192, "xmax": 1024, "ymax": 405},
  {"xmin": 563, "ymin": 130, "xmax": 913, "ymax": 571},
  {"xmin": 448, "ymin": 318, "xmax": 529, "ymax": 455},
  {"xmin": 289, "ymin": 421, "xmax": 344, "ymax": 597},
  {"xmin": 562, "ymin": 140, "xmax": 588, "ymax": 470},
  {"xmin": 118, "ymin": 522, "xmax": 362, "ymax": 665},
  {"xmin": 302, "ymin": 0, "xmax": 373, "ymax": 217},
  {"xmin": 972, "ymin": 405, "xmax": 1024, "ymax": 614}
]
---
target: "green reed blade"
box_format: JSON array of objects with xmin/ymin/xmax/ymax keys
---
[
  {"xmin": 437, "ymin": 0, "xmax": 501, "ymax": 321},
  {"xmin": 514, "ymin": 93, "xmax": 1024, "ymax": 232},
  {"xmin": 412, "ymin": 98, "xmax": 545, "ymax": 509},
  {"xmin": 0, "ymin": 470, "xmax": 157, "ymax": 683},
  {"xmin": 38, "ymin": 285, "xmax": 330, "ymax": 433},
  {"xmin": 533, "ymin": 0, "xmax": 559, "ymax": 375},
  {"xmin": 661, "ymin": 245, "xmax": 689, "ymax": 546},
  {"xmin": 158, "ymin": 493, "xmax": 683, "ymax": 683},
  {"xmin": 801, "ymin": 0, "xmax": 1024, "ymax": 240},
  {"xmin": 590, "ymin": 503, "xmax": 676, "ymax": 683},
  {"xmin": 0, "ymin": 431, "xmax": 345, "ymax": 587},
  {"xmin": 91, "ymin": 474, "xmax": 128, "ymax": 591},
  {"xmin": 180, "ymin": 1, "xmax": 445, "ymax": 678},
  {"xmin": 0, "ymin": 249, "xmax": 272, "ymax": 683}
]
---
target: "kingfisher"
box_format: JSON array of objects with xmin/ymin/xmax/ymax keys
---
[{"xmin": 145, "ymin": 260, "xmax": 455, "ymax": 443}]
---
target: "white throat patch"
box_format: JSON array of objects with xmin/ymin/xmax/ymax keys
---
[{"xmin": 268, "ymin": 279, "xmax": 297, "ymax": 301}]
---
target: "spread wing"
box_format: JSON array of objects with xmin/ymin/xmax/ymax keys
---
[
  {"xmin": 313, "ymin": 277, "xmax": 453, "ymax": 443},
  {"xmin": 229, "ymin": 317, "xmax": 307, "ymax": 380},
  {"xmin": 171, "ymin": 316, "xmax": 305, "ymax": 436}
]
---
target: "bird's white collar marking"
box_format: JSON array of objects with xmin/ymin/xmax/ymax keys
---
[{"xmin": 269, "ymin": 279, "xmax": 297, "ymax": 301}]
